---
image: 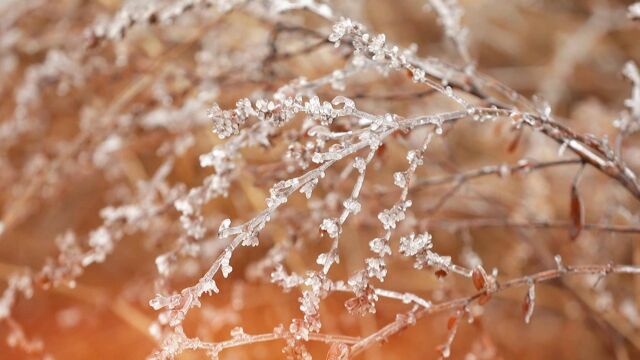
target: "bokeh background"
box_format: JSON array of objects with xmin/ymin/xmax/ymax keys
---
[{"xmin": 1, "ymin": 0, "xmax": 640, "ymax": 359}]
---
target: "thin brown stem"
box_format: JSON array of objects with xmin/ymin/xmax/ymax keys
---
[{"xmin": 349, "ymin": 264, "xmax": 640, "ymax": 357}]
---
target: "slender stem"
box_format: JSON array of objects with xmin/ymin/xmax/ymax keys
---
[
  {"xmin": 422, "ymin": 218, "xmax": 640, "ymax": 234},
  {"xmin": 349, "ymin": 264, "xmax": 640, "ymax": 357}
]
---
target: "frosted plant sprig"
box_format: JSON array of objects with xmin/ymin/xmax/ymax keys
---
[
  {"xmin": 270, "ymin": 262, "xmax": 433, "ymax": 310},
  {"xmin": 316, "ymin": 147, "xmax": 376, "ymax": 274},
  {"xmin": 398, "ymin": 232, "xmax": 472, "ymax": 277},
  {"xmin": 0, "ymin": 273, "xmax": 33, "ymax": 322},
  {"xmin": 150, "ymin": 133, "xmax": 380, "ymax": 326},
  {"xmin": 348, "ymin": 263, "xmax": 640, "ymax": 357},
  {"xmin": 4, "ymin": 317, "xmax": 45, "ymax": 355},
  {"xmin": 191, "ymin": 102, "xmax": 639, "ymax": 302},
  {"xmin": 329, "ymin": 17, "xmax": 473, "ymax": 110},
  {"xmin": 523, "ymin": 280, "xmax": 536, "ymax": 324},
  {"xmin": 614, "ymin": 61, "xmax": 640, "ymax": 159},
  {"xmin": 365, "ymin": 133, "xmax": 434, "ymax": 284},
  {"xmin": 332, "ymin": 280, "xmax": 432, "ymax": 310},
  {"xmin": 87, "ymin": 0, "xmax": 336, "ymax": 46},
  {"xmin": 37, "ymin": 157, "xmax": 179, "ymax": 288},
  {"xmin": 1, "ymin": 49, "xmax": 86, "ymax": 151},
  {"xmin": 8, "ymin": 0, "xmax": 640, "ymax": 359},
  {"xmin": 183, "ymin": 67, "xmax": 370, "ymax": 223},
  {"xmin": 150, "ymin": 323, "xmax": 359, "ymax": 360},
  {"xmin": 0, "ymin": 273, "xmax": 45, "ymax": 356},
  {"xmin": 327, "ymin": 16, "xmax": 638, "ymax": 196},
  {"xmin": 297, "ymin": 142, "xmax": 380, "ymax": 330},
  {"xmin": 623, "ymin": 61, "xmax": 640, "ymax": 121},
  {"xmin": 426, "ymin": 0, "xmax": 472, "ymax": 66},
  {"xmin": 161, "ymin": 103, "xmax": 618, "ymax": 325},
  {"xmin": 151, "ymin": 102, "xmax": 480, "ymax": 329},
  {"xmin": 87, "ymin": 0, "xmax": 248, "ymax": 45}
]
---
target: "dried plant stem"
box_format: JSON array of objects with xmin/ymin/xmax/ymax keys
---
[
  {"xmin": 423, "ymin": 218, "xmax": 640, "ymax": 235},
  {"xmin": 349, "ymin": 263, "xmax": 640, "ymax": 357},
  {"xmin": 413, "ymin": 158, "xmax": 583, "ymax": 188}
]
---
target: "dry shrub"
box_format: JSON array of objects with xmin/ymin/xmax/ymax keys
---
[{"xmin": 1, "ymin": 1, "xmax": 640, "ymax": 359}]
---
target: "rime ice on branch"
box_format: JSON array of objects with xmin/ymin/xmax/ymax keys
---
[{"xmin": 5, "ymin": 1, "xmax": 640, "ymax": 359}]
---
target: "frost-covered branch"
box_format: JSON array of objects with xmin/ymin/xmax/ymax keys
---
[{"xmin": 349, "ymin": 263, "xmax": 640, "ymax": 357}]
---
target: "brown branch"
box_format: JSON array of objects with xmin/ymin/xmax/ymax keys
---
[
  {"xmin": 412, "ymin": 158, "xmax": 583, "ymax": 188},
  {"xmin": 422, "ymin": 218, "xmax": 640, "ymax": 235},
  {"xmin": 348, "ymin": 263, "xmax": 640, "ymax": 357}
]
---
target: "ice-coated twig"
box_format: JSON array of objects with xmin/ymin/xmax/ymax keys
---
[
  {"xmin": 426, "ymin": 0, "xmax": 472, "ymax": 66},
  {"xmin": 349, "ymin": 263, "xmax": 640, "ymax": 357}
]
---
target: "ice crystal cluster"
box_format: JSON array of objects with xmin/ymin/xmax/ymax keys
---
[{"xmin": 2, "ymin": 0, "xmax": 640, "ymax": 359}]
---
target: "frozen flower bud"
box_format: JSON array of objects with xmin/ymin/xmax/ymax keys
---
[
  {"xmin": 399, "ymin": 232, "xmax": 433, "ymax": 256},
  {"xmin": 378, "ymin": 200, "xmax": 411, "ymax": 230},
  {"xmin": 368, "ymin": 34, "xmax": 386, "ymax": 61},
  {"xmin": 320, "ymin": 218, "xmax": 340, "ymax": 238},
  {"xmin": 149, "ymin": 293, "xmax": 181, "ymax": 311},
  {"xmin": 393, "ymin": 172, "xmax": 407, "ymax": 188},
  {"xmin": 365, "ymin": 257, "xmax": 387, "ymax": 281},
  {"xmin": 220, "ymin": 250, "xmax": 232, "ymax": 278},
  {"xmin": 230, "ymin": 326, "xmax": 246, "ymax": 340},
  {"xmin": 218, "ymin": 218, "xmax": 231, "ymax": 238},
  {"xmin": 240, "ymin": 233, "xmax": 259, "ymax": 247},
  {"xmin": 299, "ymin": 178, "xmax": 319, "ymax": 199},
  {"xmin": 369, "ymin": 237, "xmax": 391, "ymax": 256},
  {"xmin": 411, "ymin": 68, "xmax": 425, "ymax": 82},
  {"xmin": 200, "ymin": 279, "xmax": 220, "ymax": 295},
  {"xmin": 329, "ymin": 17, "xmax": 356, "ymax": 45},
  {"xmin": 331, "ymin": 95, "xmax": 355, "ymax": 114},
  {"xmin": 343, "ymin": 198, "xmax": 361, "ymax": 214},
  {"xmin": 353, "ymin": 157, "xmax": 367, "ymax": 173},
  {"xmin": 407, "ymin": 150, "xmax": 424, "ymax": 167}
]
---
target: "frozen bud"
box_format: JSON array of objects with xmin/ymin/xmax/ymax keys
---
[
  {"xmin": 426, "ymin": 252, "xmax": 452, "ymax": 269},
  {"xmin": 368, "ymin": 34, "xmax": 386, "ymax": 61},
  {"xmin": 149, "ymin": 293, "xmax": 181, "ymax": 311},
  {"xmin": 218, "ymin": 218, "xmax": 231, "ymax": 238},
  {"xmin": 353, "ymin": 157, "xmax": 367, "ymax": 173},
  {"xmin": 200, "ymin": 279, "xmax": 219, "ymax": 295},
  {"xmin": 316, "ymin": 253, "xmax": 328, "ymax": 266},
  {"xmin": 406, "ymin": 150, "xmax": 424, "ymax": 167},
  {"xmin": 220, "ymin": 250, "xmax": 233, "ymax": 278},
  {"xmin": 523, "ymin": 283, "xmax": 536, "ymax": 324},
  {"xmin": 377, "ymin": 201, "xmax": 411, "ymax": 230},
  {"xmin": 331, "ymin": 96, "xmax": 354, "ymax": 113},
  {"xmin": 411, "ymin": 68, "xmax": 425, "ymax": 82},
  {"xmin": 369, "ymin": 237, "xmax": 391, "ymax": 256},
  {"xmin": 299, "ymin": 178, "xmax": 319, "ymax": 199},
  {"xmin": 343, "ymin": 198, "xmax": 361, "ymax": 214},
  {"xmin": 393, "ymin": 172, "xmax": 407, "ymax": 188},
  {"xmin": 326, "ymin": 343, "xmax": 350, "ymax": 360},
  {"xmin": 365, "ymin": 257, "xmax": 387, "ymax": 281},
  {"xmin": 320, "ymin": 218, "xmax": 340, "ymax": 239},
  {"xmin": 399, "ymin": 232, "xmax": 433, "ymax": 256},
  {"xmin": 230, "ymin": 326, "xmax": 246, "ymax": 340},
  {"xmin": 311, "ymin": 152, "xmax": 324, "ymax": 164},
  {"xmin": 240, "ymin": 233, "xmax": 259, "ymax": 247},
  {"xmin": 329, "ymin": 18, "xmax": 356, "ymax": 44}
]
